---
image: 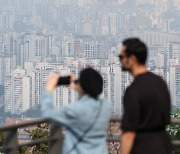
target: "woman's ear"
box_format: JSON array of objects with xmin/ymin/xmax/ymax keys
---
[
  {"xmin": 78, "ymin": 84, "xmax": 85, "ymax": 95},
  {"xmin": 68, "ymin": 82, "xmax": 84, "ymax": 93}
]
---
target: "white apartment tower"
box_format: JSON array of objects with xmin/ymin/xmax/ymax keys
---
[
  {"xmin": 168, "ymin": 59, "xmax": 179, "ymax": 107},
  {"xmin": 4, "ymin": 68, "xmax": 31, "ymax": 114},
  {"xmin": 0, "ymin": 56, "xmax": 16, "ymax": 85},
  {"xmin": 169, "ymin": 42, "xmax": 180, "ymax": 59},
  {"xmin": 101, "ymin": 65, "xmax": 122, "ymax": 116},
  {"xmin": 102, "ymin": 13, "xmax": 117, "ymax": 35},
  {"xmin": 175, "ymin": 65, "xmax": 180, "ymax": 109}
]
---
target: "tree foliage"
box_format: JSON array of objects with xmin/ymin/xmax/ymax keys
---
[
  {"xmin": 167, "ymin": 109, "xmax": 180, "ymax": 154},
  {"xmin": 19, "ymin": 123, "xmax": 49, "ymax": 154},
  {"xmin": 0, "ymin": 131, "xmax": 3, "ymax": 153}
]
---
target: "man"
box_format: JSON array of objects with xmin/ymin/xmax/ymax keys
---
[{"xmin": 119, "ymin": 38, "xmax": 173, "ymax": 154}]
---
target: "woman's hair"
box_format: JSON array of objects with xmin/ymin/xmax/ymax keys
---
[{"xmin": 79, "ymin": 67, "xmax": 103, "ymax": 99}]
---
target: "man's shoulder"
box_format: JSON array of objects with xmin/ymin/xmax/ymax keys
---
[
  {"xmin": 134, "ymin": 71, "xmax": 164, "ymax": 84},
  {"xmin": 148, "ymin": 72, "xmax": 163, "ymax": 79},
  {"xmin": 127, "ymin": 72, "xmax": 166, "ymax": 91},
  {"xmin": 148, "ymin": 72, "xmax": 167, "ymax": 86}
]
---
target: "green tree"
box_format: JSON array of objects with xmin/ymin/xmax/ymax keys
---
[
  {"xmin": 167, "ymin": 109, "xmax": 180, "ymax": 154},
  {"xmin": 0, "ymin": 131, "xmax": 3, "ymax": 153},
  {"xmin": 20, "ymin": 123, "xmax": 49, "ymax": 154}
]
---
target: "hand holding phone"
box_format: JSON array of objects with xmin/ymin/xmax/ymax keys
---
[
  {"xmin": 46, "ymin": 74, "xmax": 60, "ymax": 92},
  {"xmin": 46, "ymin": 74, "xmax": 77, "ymax": 92},
  {"xmin": 57, "ymin": 76, "xmax": 71, "ymax": 86}
]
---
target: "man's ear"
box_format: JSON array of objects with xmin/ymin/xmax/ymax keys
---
[{"xmin": 131, "ymin": 55, "xmax": 137, "ymax": 64}]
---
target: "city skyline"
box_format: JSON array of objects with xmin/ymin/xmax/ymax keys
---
[{"xmin": 0, "ymin": 0, "xmax": 180, "ymax": 118}]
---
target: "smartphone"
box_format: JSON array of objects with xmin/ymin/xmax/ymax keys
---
[{"xmin": 57, "ymin": 76, "xmax": 71, "ymax": 86}]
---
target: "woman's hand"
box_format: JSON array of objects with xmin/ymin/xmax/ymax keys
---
[
  {"xmin": 70, "ymin": 74, "xmax": 77, "ymax": 83},
  {"xmin": 46, "ymin": 73, "xmax": 79, "ymax": 92},
  {"xmin": 66, "ymin": 74, "xmax": 78, "ymax": 90},
  {"xmin": 46, "ymin": 74, "xmax": 60, "ymax": 92},
  {"xmin": 66, "ymin": 74, "xmax": 82, "ymax": 92}
]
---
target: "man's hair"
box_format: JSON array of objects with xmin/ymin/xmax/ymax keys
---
[
  {"xmin": 122, "ymin": 38, "xmax": 148, "ymax": 65},
  {"xmin": 79, "ymin": 67, "xmax": 103, "ymax": 99}
]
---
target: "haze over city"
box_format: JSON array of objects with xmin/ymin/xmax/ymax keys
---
[{"xmin": 0, "ymin": 0, "xmax": 179, "ymax": 120}]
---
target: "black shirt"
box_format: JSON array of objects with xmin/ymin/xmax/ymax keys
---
[{"xmin": 121, "ymin": 72, "xmax": 173, "ymax": 154}]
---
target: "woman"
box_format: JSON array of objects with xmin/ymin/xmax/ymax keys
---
[{"xmin": 41, "ymin": 67, "xmax": 111, "ymax": 154}]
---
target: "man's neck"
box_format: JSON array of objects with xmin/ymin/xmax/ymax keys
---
[{"xmin": 131, "ymin": 65, "xmax": 148, "ymax": 77}]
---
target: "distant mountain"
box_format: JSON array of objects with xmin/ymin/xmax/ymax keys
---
[
  {"xmin": 0, "ymin": 105, "xmax": 42, "ymax": 125},
  {"xmin": 24, "ymin": 105, "xmax": 41, "ymax": 118}
]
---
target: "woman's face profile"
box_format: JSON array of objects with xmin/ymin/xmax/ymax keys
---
[{"xmin": 70, "ymin": 81, "xmax": 85, "ymax": 95}]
